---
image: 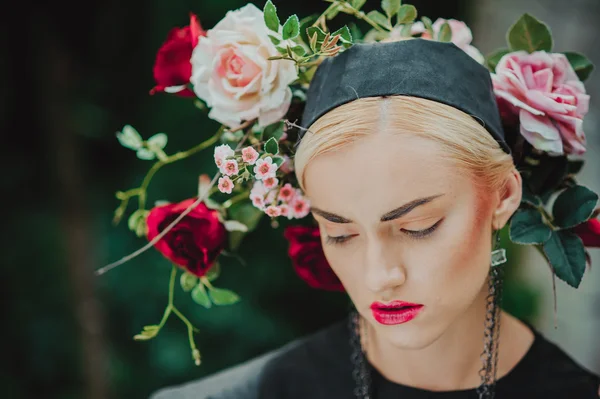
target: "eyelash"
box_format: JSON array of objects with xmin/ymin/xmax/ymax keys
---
[{"xmin": 325, "ymin": 219, "xmax": 443, "ymax": 246}]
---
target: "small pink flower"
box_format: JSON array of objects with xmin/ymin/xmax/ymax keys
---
[
  {"xmin": 250, "ymin": 180, "xmax": 267, "ymax": 197},
  {"xmin": 492, "ymin": 51, "xmax": 589, "ymax": 155},
  {"xmin": 223, "ymin": 159, "xmax": 239, "ymax": 176},
  {"xmin": 214, "ymin": 144, "xmax": 234, "ymax": 168},
  {"xmin": 263, "ymin": 176, "xmax": 279, "ymax": 190},
  {"xmin": 218, "ymin": 176, "xmax": 234, "ymax": 194},
  {"xmin": 251, "ymin": 195, "xmax": 265, "ymax": 210},
  {"xmin": 265, "ymin": 205, "xmax": 282, "ymax": 217},
  {"xmin": 278, "ymin": 183, "xmax": 295, "ymax": 202},
  {"xmin": 254, "ymin": 156, "xmax": 278, "ymax": 180},
  {"xmin": 291, "ymin": 196, "xmax": 310, "ymax": 219},
  {"xmin": 241, "ymin": 146, "xmax": 259, "ymax": 165},
  {"xmin": 265, "ymin": 190, "xmax": 277, "ymax": 205},
  {"xmin": 279, "ymin": 204, "xmax": 290, "ymax": 219}
]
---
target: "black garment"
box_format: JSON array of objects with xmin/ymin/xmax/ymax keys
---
[
  {"xmin": 256, "ymin": 317, "xmax": 600, "ymax": 399},
  {"xmin": 151, "ymin": 317, "xmax": 600, "ymax": 399}
]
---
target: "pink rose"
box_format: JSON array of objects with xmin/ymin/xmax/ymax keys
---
[
  {"xmin": 410, "ymin": 18, "xmax": 484, "ymax": 64},
  {"xmin": 492, "ymin": 51, "xmax": 590, "ymax": 155},
  {"xmin": 190, "ymin": 4, "xmax": 298, "ymax": 128}
]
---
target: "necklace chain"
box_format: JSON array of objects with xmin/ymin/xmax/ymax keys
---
[{"xmin": 349, "ymin": 231, "xmax": 505, "ymax": 399}]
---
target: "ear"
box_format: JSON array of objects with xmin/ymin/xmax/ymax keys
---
[{"xmin": 492, "ymin": 169, "xmax": 522, "ymax": 231}]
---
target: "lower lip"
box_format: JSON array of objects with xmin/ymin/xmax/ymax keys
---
[{"xmin": 371, "ymin": 306, "xmax": 424, "ymax": 325}]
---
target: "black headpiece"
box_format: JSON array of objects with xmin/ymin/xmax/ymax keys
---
[{"xmin": 299, "ymin": 39, "xmax": 511, "ymax": 155}]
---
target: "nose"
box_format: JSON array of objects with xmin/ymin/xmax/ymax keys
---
[{"xmin": 363, "ymin": 235, "xmax": 406, "ymax": 294}]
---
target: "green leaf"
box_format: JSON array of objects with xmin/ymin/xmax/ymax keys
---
[
  {"xmin": 282, "ymin": 15, "xmax": 300, "ymax": 40},
  {"xmin": 263, "ymin": 0, "xmax": 280, "ymax": 32},
  {"xmin": 208, "ymin": 287, "xmax": 241, "ymax": 305},
  {"xmin": 191, "ymin": 283, "xmax": 212, "ymax": 308},
  {"xmin": 180, "ymin": 272, "xmax": 198, "ymax": 292},
  {"xmin": 264, "ymin": 137, "xmax": 279, "ymax": 155},
  {"xmin": 397, "ymin": 4, "xmax": 417, "ymax": 24},
  {"xmin": 543, "ymin": 230, "xmax": 586, "ymax": 288},
  {"xmin": 269, "ymin": 34, "xmax": 281, "ymax": 46},
  {"xmin": 348, "ymin": 23, "xmax": 363, "ymax": 41},
  {"xmin": 438, "ymin": 22, "xmax": 452, "ymax": 42},
  {"xmin": 116, "ymin": 125, "xmax": 143, "ymax": 150},
  {"xmin": 486, "ymin": 48, "xmax": 510, "ymax": 72},
  {"xmin": 382, "ymin": 0, "xmax": 401, "ymax": 20},
  {"xmin": 205, "ymin": 262, "xmax": 221, "ymax": 282},
  {"xmin": 227, "ymin": 200, "xmax": 265, "ymax": 250},
  {"xmin": 331, "ymin": 26, "xmax": 353, "ymax": 48},
  {"xmin": 509, "ymin": 209, "xmax": 552, "ymax": 245},
  {"xmin": 147, "ymin": 133, "xmax": 168, "ymax": 149},
  {"xmin": 552, "ymin": 185, "xmax": 598, "ymax": 229},
  {"xmin": 272, "ymin": 156, "xmax": 285, "ymax": 167},
  {"xmin": 135, "ymin": 148, "xmax": 156, "ymax": 161},
  {"xmin": 507, "ymin": 13, "xmax": 552, "ymax": 53},
  {"xmin": 263, "ymin": 121, "xmax": 285, "ymax": 142},
  {"xmin": 128, "ymin": 209, "xmax": 149, "ymax": 237},
  {"xmin": 367, "ymin": 10, "xmax": 392, "ymax": 30},
  {"xmin": 400, "ymin": 22, "xmax": 413, "ymax": 37},
  {"xmin": 351, "ymin": 0, "xmax": 367, "ymax": 11},
  {"xmin": 564, "ymin": 52, "xmax": 594, "ymax": 81},
  {"xmin": 307, "ymin": 26, "xmax": 327, "ymax": 44},
  {"xmin": 521, "ymin": 182, "xmax": 542, "ymax": 207},
  {"xmin": 134, "ymin": 325, "xmax": 160, "ymax": 341},
  {"xmin": 299, "ymin": 14, "xmax": 319, "ymax": 45},
  {"xmin": 421, "ymin": 16, "xmax": 434, "ymax": 37},
  {"xmin": 291, "ymin": 45, "xmax": 306, "ymax": 56}
]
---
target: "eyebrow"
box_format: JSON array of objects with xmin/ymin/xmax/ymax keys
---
[{"xmin": 311, "ymin": 194, "xmax": 445, "ymax": 224}]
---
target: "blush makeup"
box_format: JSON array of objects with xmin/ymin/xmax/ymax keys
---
[{"xmin": 370, "ymin": 301, "xmax": 424, "ymax": 325}]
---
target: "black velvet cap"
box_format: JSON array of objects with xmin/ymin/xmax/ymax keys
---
[{"xmin": 299, "ymin": 39, "xmax": 511, "ymax": 155}]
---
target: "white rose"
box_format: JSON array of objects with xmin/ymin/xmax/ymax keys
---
[{"xmin": 190, "ymin": 3, "xmax": 299, "ymax": 128}]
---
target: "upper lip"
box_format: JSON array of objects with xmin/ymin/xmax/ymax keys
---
[{"xmin": 370, "ymin": 300, "xmax": 423, "ymax": 310}]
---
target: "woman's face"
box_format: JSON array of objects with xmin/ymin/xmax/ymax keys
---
[{"xmin": 304, "ymin": 132, "xmax": 498, "ymax": 349}]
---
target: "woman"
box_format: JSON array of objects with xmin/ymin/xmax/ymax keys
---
[{"xmin": 151, "ymin": 37, "xmax": 600, "ymax": 398}]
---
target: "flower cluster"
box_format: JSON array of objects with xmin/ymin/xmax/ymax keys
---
[
  {"xmin": 106, "ymin": 0, "xmax": 597, "ymax": 366},
  {"xmin": 213, "ymin": 142, "xmax": 310, "ymax": 219}
]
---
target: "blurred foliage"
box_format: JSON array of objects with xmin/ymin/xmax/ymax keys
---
[{"xmin": 3, "ymin": 0, "xmax": 538, "ymax": 398}]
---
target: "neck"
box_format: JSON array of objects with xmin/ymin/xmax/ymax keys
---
[{"xmin": 364, "ymin": 284, "xmax": 504, "ymax": 391}]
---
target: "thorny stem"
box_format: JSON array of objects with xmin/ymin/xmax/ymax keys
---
[{"xmin": 96, "ymin": 120, "xmax": 257, "ymax": 276}]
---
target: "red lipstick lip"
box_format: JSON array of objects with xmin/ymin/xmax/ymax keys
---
[
  {"xmin": 370, "ymin": 301, "xmax": 424, "ymax": 325},
  {"xmin": 370, "ymin": 300, "xmax": 423, "ymax": 310}
]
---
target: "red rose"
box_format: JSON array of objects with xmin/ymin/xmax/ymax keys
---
[
  {"xmin": 572, "ymin": 218, "xmax": 600, "ymax": 247},
  {"xmin": 146, "ymin": 199, "xmax": 226, "ymax": 277},
  {"xmin": 150, "ymin": 13, "xmax": 206, "ymax": 97},
  {"xmin": 283, "ymin": 226, "xmax": 345, "ymax": 292}
]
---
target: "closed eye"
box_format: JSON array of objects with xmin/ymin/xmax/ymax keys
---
[
  {"xmin": 402, "ymin": 218, "xmax": 444, "ymax": 240},
  {"xmin": 326, "ymin": 218, "xmax": 443, "ymax": 246}
]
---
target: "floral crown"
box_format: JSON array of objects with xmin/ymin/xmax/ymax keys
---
[{"xmin": 100, "ymin": 0, "xmax": 598, "ymax": 366}]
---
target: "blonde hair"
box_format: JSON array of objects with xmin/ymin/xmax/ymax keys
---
[{"xmin": 294, "ymin": 96, "xmax": 515, "ymax": 196}]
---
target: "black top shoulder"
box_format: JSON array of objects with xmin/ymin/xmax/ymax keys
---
[{"xmin": 152, "ymin": 318, "xmax": 600, "ymax": 399}]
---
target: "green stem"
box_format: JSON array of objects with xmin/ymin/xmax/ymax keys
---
[
  {"xmin": 200, "ymin": 276, "xmax": 214, "ymax": 290},
  {"xmin": 222, "ymin": 191, "xmax": 248, "ymax": 209},
  {"xmin": 138, "ymin": 127, "xmax": 224, "ymax": 209}
]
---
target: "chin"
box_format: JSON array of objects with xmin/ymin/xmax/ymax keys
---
[{"xmin": 377, "ymin": 322, "xmax": 440, "ymax": 350}]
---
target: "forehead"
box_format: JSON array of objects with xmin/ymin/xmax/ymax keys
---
[{"xmin": 304, "ymin": 133, "xmax": 472, "ymax": 220}]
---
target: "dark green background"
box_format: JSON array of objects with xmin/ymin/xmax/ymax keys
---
[{"xmin": 3, "ymin": 1, "xmax": 538, "ymax": 398}]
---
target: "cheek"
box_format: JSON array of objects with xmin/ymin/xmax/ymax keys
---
[{"xmin": 417, "ymin": 199, "xmax": 493, "ymax": 307}]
